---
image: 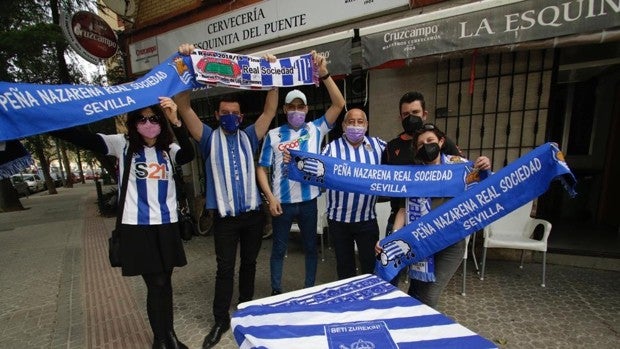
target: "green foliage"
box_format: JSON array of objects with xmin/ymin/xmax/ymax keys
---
[{"xmin": 0, "ymin": 0, "xmax": 95, "ymax": 83}]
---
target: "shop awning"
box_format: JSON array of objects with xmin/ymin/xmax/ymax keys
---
[
  {"xmin": 360, "ymin": 0, "xmax": 620, "ymax": 69},
  {"xmin": 250, "ymin": 30, "xmax": 354, "ymax": 76}
]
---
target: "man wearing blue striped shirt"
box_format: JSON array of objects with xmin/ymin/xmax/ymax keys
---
[
  {"xmin": 322, "ymin": 108, "xmax": 387, "ymax": 279},
  {"xmin": 257, "ymin": 52, "xmax": 345, "ymax": 295},
  {"xmin": 176, "ymin": 44, "xmax": 280, "ymax": 349}
]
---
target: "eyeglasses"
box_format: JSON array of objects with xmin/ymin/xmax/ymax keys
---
[{"xmin": 137, "ymin": 115, "xmax": 161, "ymax": 124}]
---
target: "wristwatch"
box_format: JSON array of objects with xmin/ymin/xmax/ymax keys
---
[{"xmin": 171, "ymin": 120, "xmax": 182, "ymax": 128}]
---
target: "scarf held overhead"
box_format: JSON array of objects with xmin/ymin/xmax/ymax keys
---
[
  {"xmin": 0, "ymin": 51, "xmax": 317, "ymax": 141},
  {"xmin": 375, "ymin": 143, "xmax": 577, "ymax": 282},
  {"xmin": 190, "ymin": 49, "xmax": 318, "ymax": 89},
  {"xmin": 287, "ymin": 149, "xmax": 480, "ymax": 197}
]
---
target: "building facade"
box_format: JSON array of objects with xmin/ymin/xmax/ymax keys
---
[{"xmin": 110, "ymin": 0, "xmax": 620, "ymax": 257}]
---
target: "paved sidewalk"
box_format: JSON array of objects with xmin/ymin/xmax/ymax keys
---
[{"xmin": 0, "ymin": 182, "xmax": 618, "ymax": 348}]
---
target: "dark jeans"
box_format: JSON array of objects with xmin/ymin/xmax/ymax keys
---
[
  {"xmin": 328, "ymin": 218, "xmax": 379, "ymax": 279},
  {"xmin": 407, "ymin": 239, "xmax": 466, "ymax": 308},
  {"xmin": 270, "ymin": 198, "xmax": 318, "ymax": 292},
  {"xmin": 212, "ymin": 210, "xmax": 264, "ymax": 323}
]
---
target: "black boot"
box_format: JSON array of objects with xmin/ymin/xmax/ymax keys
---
[
  {"xmin": 167, "ymin": 331, "xmax": 188, "ymax": 349},
  {"xmin": 152, "ymin": 338, "xmax": 168, "ymax": 349}
]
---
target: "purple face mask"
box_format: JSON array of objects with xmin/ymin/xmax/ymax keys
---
[
  {"xmin": 137, "ymin": 121, "xmax": 161, "ymax": 139},
  {"xmin": 345, "ymin": 125, "xmax": 366, "ymax": 144},
  {"xmin": 287, "ymin": 111, "xmax": 306, "ymax": 128}
]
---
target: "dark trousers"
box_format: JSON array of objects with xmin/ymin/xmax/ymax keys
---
[
  {"xmin": 407, "ymin": 239, "xmax": 466, "ymax": 308},
  {"xmin": 212, "ymin": 210, "xmax": 264, "ymax": 323},
  {"xmin": 328, "ymin": 218, "xmax": 380, "ymax": 280}
]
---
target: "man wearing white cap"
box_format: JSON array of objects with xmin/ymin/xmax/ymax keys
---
[{"xmin": 257, "ymin": 51, "xmax": 345, "ymax": 295}]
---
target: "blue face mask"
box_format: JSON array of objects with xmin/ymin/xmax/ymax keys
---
[{"xmin": 219, "ymin": 114, "xmax": 240, "ymax": 133}]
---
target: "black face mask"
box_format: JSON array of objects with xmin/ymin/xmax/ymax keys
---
[
  {"xmin": 416, "ymin": 143, "xmax": 441, "ymax": 163},
  {"xmin": 401, "ymin": 114, "xmax": 423, "ymax": 135}
]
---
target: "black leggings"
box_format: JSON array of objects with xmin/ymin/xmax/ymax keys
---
[{"xmin": 142, "ymin": 271, "xmax": 174, "ymax": 340}]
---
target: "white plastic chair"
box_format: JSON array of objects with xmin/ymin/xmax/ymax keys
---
[
  {"xmin": 461, "ymin": 232, "xmax": 480, "ymax": 296},
  {"xmin": 480, "ymin": 201, "xmax": 552, "ymax": 287},
  {"xmin": 375, "ymin": 201, "xmax": 392, "ymax": 241},
  {"xmin": 290, "ymin": 195, "xmax": 328, "ymax": 261}
]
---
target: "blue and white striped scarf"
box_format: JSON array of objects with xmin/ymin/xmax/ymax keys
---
[
  {"xmin": 406, "ymin": 197, "xmax": 436, "ymax": 282},
  {"xmin": 407, "ymin": 154, "xmax": 472, "ymax": 282},
  {"xmin": 210, "ymin": 128, "xmax": 259, "ymax": 217},
  {"xmin": 191, "ymin": 49, "xmax": 318, "ymax": 89}
]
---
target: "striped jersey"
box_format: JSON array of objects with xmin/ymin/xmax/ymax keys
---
[
  {"xmin": 258, "ymin": 116, "xmax": 331, "ymax": 204},
  {"xmin": 322, "ymin": 136, "xmax": 386, "ymax": 222},
  {"xmin": 101, "ymin": 134, "xmax": 180, "ymax": 225}
]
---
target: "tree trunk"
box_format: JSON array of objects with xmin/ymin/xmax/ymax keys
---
[
  {"xmin": 0, "ymin": 178, "xmax": 25, "ymax": 212},
  {"xmin": 60, "ymin": 143, "xmax": 73, "ymax": 188},
  {"xmin": 76, "ymin": 148, "xmax": 86, "ymax": 184},
  {"xmin": 94, "ymin": 153, "xmax": 118, "ymax": 184},
  {"xmin": 33, "ymin": 136, "xmax": 58, "ymax": 195}
]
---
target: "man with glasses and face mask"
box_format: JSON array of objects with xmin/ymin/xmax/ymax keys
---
[
  {"xmin": 176, "ymin": 44, "xmax": 279, "ymax": 349},
  {"xmin": 257, "ymin": 52, "xmax": 346, "ymax": 295},
  {"xmin": 321, "ymin": 108, "xmax": 386, "ymax": 280}
]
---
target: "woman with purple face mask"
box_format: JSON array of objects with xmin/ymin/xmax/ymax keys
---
[
  {"xmin": 322, "ymin": 108, "xmax": 387, "ymax": 279},
  {"xmin": 52, "ymin": 97, "xmax": 194, "ymax": 349}
]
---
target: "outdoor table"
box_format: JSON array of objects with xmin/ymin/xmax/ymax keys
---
[{"xmin": 231, "ymin": 274, "xmax": 497, "ymax": 348}]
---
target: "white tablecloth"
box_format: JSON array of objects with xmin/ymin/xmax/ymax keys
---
[{"xmin": 232, "ymin": 274, "xmax": 496, "ymax": 349}]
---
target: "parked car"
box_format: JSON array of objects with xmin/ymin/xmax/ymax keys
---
[
  {"xmin": 11, "ymin": 173, "xmax": 45, "ymax": 193},
  {"xmin": 9, "ymin": 175, "xmax": 30, "ymax": 197}
]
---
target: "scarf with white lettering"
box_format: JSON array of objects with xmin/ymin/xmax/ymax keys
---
[
  {"xmin": 210, "ymin": 128, "xmax": 259, "ymax": 217},
  {"xmin": 375, "ymin": 143, "xmax": 576, "ymax": 282},
  {"xmin": 287, "ymin": 149, "xmax": 475, "ymax": 198},
  {"xmin": 0, "ymin": 50, "xmax": 317, "ymax": 142},
  {"xmin": 190, "ymin": 49, "xmax": 318, "ymax": 89},
  {"xmin": 0, "ymin": 140, "xmax": 34, "ymax": 179},
  {"xmin": 406, "ymin": 154, "xmax": 473, "ymax": 282}
]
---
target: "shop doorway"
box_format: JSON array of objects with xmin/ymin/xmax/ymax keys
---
[{"xmin": 540, "ymin": 43, "xmax": 620, "ymax": 257}]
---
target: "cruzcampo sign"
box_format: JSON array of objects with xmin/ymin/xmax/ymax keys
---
[{"xmin": 361, "ymin": 0, "xmax": 620, "ymax": 68}]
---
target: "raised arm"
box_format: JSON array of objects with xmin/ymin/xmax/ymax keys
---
[
  {"xmin": 174, "ymin": 43, "xmax": 204, "ymax": 142},
  {"xmin": 253, "ymin": 53, "xmax": 279, "ymax": 140},
  {"xmin": 159, "ymin": 96, "xmax": 194, "ymax": 165},
  {"xmin": 254, "ymin": 87, "xmax": 278, "ymax": 140},
  {"xmin": 312, "ymin": 50, "xmax": 345, "ymax": 126},
  {"xmin": 174, "ymin": 90, "xmax": 203, "ymax": 142}
]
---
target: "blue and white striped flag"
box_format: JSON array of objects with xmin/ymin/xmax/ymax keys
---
[
  {"xmin": 191, "ymin": 49, "xmax": 318, "ymax": 89},
  {"xmin": 232, "ymin": 274, "xmax": 497, "ymax": 349}
]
